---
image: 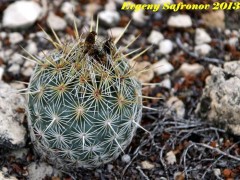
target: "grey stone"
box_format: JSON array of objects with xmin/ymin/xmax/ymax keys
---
[
  {"xmin": 27, "ymin": 162, "xmax": 61, "ymax": 180},
  {"xmin": 196, "ymin": 61, "xmax": 240, "ymax": 135},
  {"xmin": 0, "ymin": 81, "xmax": 26, "ymax": 149}
]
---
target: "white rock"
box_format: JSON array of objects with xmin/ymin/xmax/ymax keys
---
[
  {"xmin": 8, "ymin": 64, "xmax": 20, "ymax": 74},
  {"xmin": 61, "ymin": 2, "xmax": 75, "ymax": 15},
  {"xmin": 99, "ymin": 10, "xmax": 120, "ymax": 27},
  {"xmin": 152, "ymin": 59, "xmax": 174, "ymax": 75},
  {"xmin": 195, "ymin": 44, "xmax": 211, "ymax": 56},
  {"xmin": 2, "ymin": 167, "xmax": 8, "ymax": 173},
  {"xmin": 85, "ymin": 3, "xmax": 101, "ymax": 18},
  {"xmin": 166, "ymin": 151, "xmax": 176, "ymax": 165},
  {"xmin": 9, "ymin": 32, "xmax": 23, "ymax": 44},
  {"xmin": 9, "ymin": 53, "xmax": 24, "ymax": 65},
  {"xmin": 213, "ymin": 168, "xmax": 221, "ymax": 178},
  {"xmin": 132, "ymin": 10, "xmax": 147, "ymax": 25},
  {"xmin": 22, "ymin": 67, "xmax": 34, "ymax": 77},
  {"xmin": 224, "ymin": 29, "xmax": 231, "ymax": 36},
  {"xmin": 131, "ymin": 61, "xmax": 154, "ymax": 83},
  {"xmin": 28, "ymin": 162, "xmax": 61, "ymax": 180},
  {"xmin": 114, "ymin": 0, "xmax": 124, "ymax": 4},
  {"xmin": 121, "ymin": 154, "xmax": 131, "ymax": 163},
  {"xmin": 159, "ymin": 79, "xmax": 171, "ymax": 89},
  {"xmin": 0, "ymin": 32, "xmax": 7, "ymax": 39},
  {"xmin": 22, "ymin": 59, "xmax": 36, "ymax": 77},
  {"xmin": 26, "ymin": 41, "xmax": 38, "ymax": 55},
  {"xmin": 151, "ymin": 0, "xmax": 173, "ymax": 4},
  {"xmin": 178, "ymin": 63, "xmax": 204, "ymax": 76},
  {"xmin": 3, "ymin": 1, "xmax": 42, "ymax": 28},
  {"xmin": 0, "ymin": 81, "xmax": 26, "ymax": 148},
  {"xmin": 228, "ymin": 37, "xmax": 238, "ymax": 46},
  {"xmin": 147, "ymin": 30, "xmax": 164, "ymax": 45},
  {"xmin": 167, "ymin": 96, "xmax": 185, "ymax": 118},
  {"xmin": 0, "ymin": 67, "xmax": 4, "ymax": 81},
  {"xmin": 47, "ymin": 12, "xmax": 67, "ymax": 31},
  {"xmin": 167, "ymin": 15, "xmax": 192, "ymax": 28},
  {"xmin": 9, "ymin": 82, "xmax": 25, "ymax": 90},
  {"xmin": 159, "ymin": 39, "xmax": 173, "ymax": 54},
  {"xmin": 0, "ymin": 171, "xmax": 17, "ymax": 180},
  {"xmin": 141, "ymin": 161, "xmax": 155, "ymax": 170},
  {"xmin": 108, "ymin": 27, "xmax": 124, "ymax": 38},
  {"xmin": 105, "ymin": 1, "xmax": 116, "ymax": 11},
  {"xmin": 195, "ymin": 28, "xmax": 212, "ymax": 45}
]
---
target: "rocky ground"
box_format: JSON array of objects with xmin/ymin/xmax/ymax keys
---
[{"xmin": 0, "ymin": 0, "xmax": 240, "ymax": 179}]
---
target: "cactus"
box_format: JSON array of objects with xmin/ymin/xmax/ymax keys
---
[{"xmin": 25, "ymin": 21, "xmax": 149, "ymax": 171}]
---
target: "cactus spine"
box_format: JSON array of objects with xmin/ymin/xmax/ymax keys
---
[{"xmin": 25, "ymin": 21, "xmax": 147, "ymax": 170}]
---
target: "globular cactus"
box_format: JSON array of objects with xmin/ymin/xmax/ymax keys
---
[{"xmin": 25, "ymin": 21, "xmax": 148, "ymax": 170}]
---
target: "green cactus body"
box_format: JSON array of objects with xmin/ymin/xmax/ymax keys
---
[{"xmin": 26, "ymin": 30, "xmax": 142, "ymax": 170}]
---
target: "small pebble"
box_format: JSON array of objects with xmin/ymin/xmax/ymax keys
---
[
  {"xmin": 166, "ymin": 96, "xmax": 185, "ymax": 119},
  {"xmin": 0, "ymin": 32, "xmax": 7, "ymax": 39},
  {"xmin": 167, "ymin": 15, "xmax": 192, "ymax": 28},
  {"xmin": 26, "ymin": 41, "xmax": 38, "ymax": 55},
  {"xmin": 159, "ymin": 79, "xmax": 171, "ymax": 89},
  {"xmin": 107, "ymin": 164, "xmax": 114, "ymax": 172},
  {"xmin": 8, "ymin": 64, "xmax": 20, "ymax": 74},
  {"xmin": 147, "ymin": 30, "xmax": 164, "ymax": 45},
  {"xmin": 121, "ymin": 154, "xmax": 131, "ymax": 163},
  {"xmin": 9, "ymin": 32, "xmax": 23, "ymax": 44},
  {"xmin": 166, "ymin": 151, "xmax": 176, "ymax": 165},
  {"xmin": 99, "ymin": 10, "xmax": 120, "ymax": 27},
  {"xmin": 132, "ymin": 10, "xmax": 147, "ymax": 26},
  {"xmin": 195, "ymin": 28, "xmax": 212, "ymax": 45},
  {"xmin": 194, "ymin": 44, "xmax": 212, "ymax": 56},
  {"xmin": 131, "ymin": 61, "xmax": 154, "ymax": 83},
  {"xmin": 0, "ymin": 67, "xmax": 4, "ymax": 81},
  {"xmin": 108, "ymin": 27, "xmax": 124, "ymax": 38},
  {"xmin": 178, "ymin": 63, "xmax": 204, "ymax": 76},
  {"xmin": 159, "ymin": 39, "xmax": 173, "ymax": 54},
  {"xmin": 141, "ymin": 161, "xmax": 155, "ymax": 170},
  {"xmin": 228, "ymin": 37, "xmax": 238, "ymax": 46},
  {"xmin": 47, "ymin": 12, "xmax": 67, "ymax": 31},
  {"xmin": 3, "ymin": 1, "xmax": 42, "ymax": 28},
  {"xmin": 0, "ymin": 170, "xmax": 17, "ymax": 180},
  {"xmin": 152, "ymin": 59, "xmax": 174, "ymax": 75},
  {"xmin": 9, "ymin": 53, "xmax": 24, "ymax": 65},
  {"xmin": 105, "ymin": 1, "xmax": 116, "ymax": 11},
  {"xmin": 61, "ymin": 2, "xmax": 75, "ymax": 15},
  {"xmin": 213, "ymin": 168, "xmax": 221, "ymax": 178}
]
